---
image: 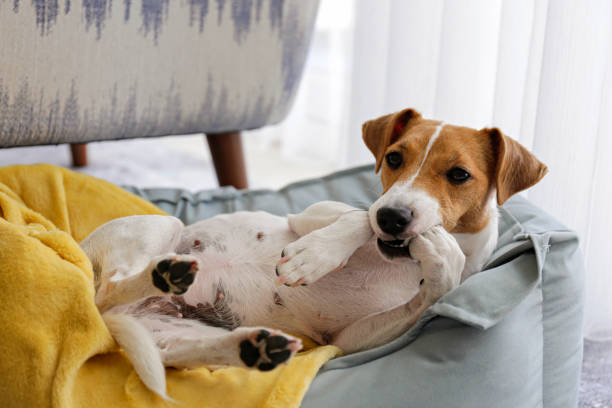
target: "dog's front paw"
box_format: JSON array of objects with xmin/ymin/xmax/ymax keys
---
[
  {"xmin": 151, "ymin": 255, "xmax": 198, "ymax": 295},
  {"xmin": 409, "ymin": 226, "xmax": 465, "ymax": 302},
  {"xmin": 276, "ymin": 232, "xmax": 350, "ymax": 287},
  {"xmin": 239, "ymin": 329, "xmax": 302, "ymax": 371}
]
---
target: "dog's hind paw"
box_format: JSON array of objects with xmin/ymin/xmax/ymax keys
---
[
  {"xmin": 152, "ymin": 255, "xmax": 198, "ymax": 295},
  {"xmin": 239, "ymin": 329, "xmax": 302, "ymax": 371}
]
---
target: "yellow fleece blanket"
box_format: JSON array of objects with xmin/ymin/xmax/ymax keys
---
[{"xmin": 0, "ymin": 164, "xmax": 340, "ymax": 408}]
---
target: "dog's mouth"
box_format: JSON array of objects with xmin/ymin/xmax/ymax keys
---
[{"xmin": 376, "ymin": 238, "xmax": 413, "ymax": 259}]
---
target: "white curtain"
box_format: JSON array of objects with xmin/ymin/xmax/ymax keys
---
[{"xmin": 259, "ymin": 0, "xmax": 612, "ymax": 338}]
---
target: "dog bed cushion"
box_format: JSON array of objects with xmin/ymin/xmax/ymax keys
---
[
  {"xmin": 0, "ymin": 164, "xmax": 340, "ymax": 408},
  {"xmin": 125, "ymin": 164, "xmax": 585, "ymax": 408}
]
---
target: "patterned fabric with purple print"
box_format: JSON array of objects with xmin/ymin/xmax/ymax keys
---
[{"xmin": 0, "ymin": 0, "xmax": 319, "ymax": 147}]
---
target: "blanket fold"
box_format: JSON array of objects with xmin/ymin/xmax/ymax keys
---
[{"xmin": 0, "ymin": 164, "xmax": 339, "ymax": 408}]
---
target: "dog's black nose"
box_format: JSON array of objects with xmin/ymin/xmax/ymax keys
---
[{"xmin": 376, "ymin": 207, "xmax": 413, "ymax": 236}]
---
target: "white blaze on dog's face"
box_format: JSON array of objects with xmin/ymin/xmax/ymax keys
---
[{"xmin": 363, "ymin": 108, "xmax": 548, "ymax": 261}]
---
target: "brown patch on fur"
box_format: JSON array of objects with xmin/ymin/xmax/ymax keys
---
[
  {"xmin": 273, "ymin": 292, "xmax": 283, "ymax": 306},
  {"xmin": 362, "ymin": 108, "xmax": 422, "ymax": 172},
  {"xmin": 320, "ymin": 331, "xmax": 332, "ymax": 345},
  {"xmin": 486, "ymin": 128, "xmax": 548, "ymax": 204},
  {"xmin": 256, "ymin": 231, "xmax": 264, "ymax": 241},
  {"xmin": 133, "ymin": 296, "xmax": 182, "ymax": 317},
  {"xmin": 171, "ymin": 292, "xmax": 241, "ymax": 330},
  {"xmin": 193, "ymin": 239, "xmax": 201, "ymax": 249}
]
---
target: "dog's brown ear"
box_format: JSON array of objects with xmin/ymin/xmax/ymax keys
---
[
  {"xmin": 486, "ymin": 128, "xmax": 548, "ymax": 205},
  {"xmin": 362, "ymin": 108, "xmax": 421, "ymax": 173}
]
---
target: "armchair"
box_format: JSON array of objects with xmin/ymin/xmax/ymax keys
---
[{"xmin": 0, "ymin": 0, "xmax": 320, "ymax": 188}]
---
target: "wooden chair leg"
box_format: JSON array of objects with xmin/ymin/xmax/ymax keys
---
[
  {"xmin": 205, "ymin": 131, "xmax": 248, "ymax": 189},
  {"xmin": 70, "ymin": 143, "xmax": 88, "ymax": 167}
]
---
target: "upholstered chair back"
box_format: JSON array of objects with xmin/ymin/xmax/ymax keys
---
[{"xmin": 0, "ymin": 0, "xmax": 319, "ymax": 147}]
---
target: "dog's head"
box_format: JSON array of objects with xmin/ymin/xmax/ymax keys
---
[{"xmin": 363, "ymin": 108, "xmax": 547, "ymax": 261}]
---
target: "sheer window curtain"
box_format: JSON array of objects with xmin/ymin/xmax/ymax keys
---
[{"xmin": 261, "ymin": 0, "xmax": 611, "ymax": 339}]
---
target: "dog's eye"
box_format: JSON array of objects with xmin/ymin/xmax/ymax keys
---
[
  {"xmin": 385, "ymin": 152, "xmax": 403, "ymax": 169},
  {"xmin": 446, "ymin": 167, "xmax": 471, "ymax": 184}
]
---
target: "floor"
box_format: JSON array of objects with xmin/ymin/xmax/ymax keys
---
[
  {"xmin": 580, "ymin": 339, "xmax": 612, "ymax": 408},
  {"xmin": 0, "ymin": 133, "xmax": 336, "ymax": 191},
  {"xmin": 0, "ymin": 136, "xmax": 610, "ymax": 407}
]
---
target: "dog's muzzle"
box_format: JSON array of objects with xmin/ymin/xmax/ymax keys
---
[{"xmin": 375, "ymin": 206, "xmax": 416, "ymax": 259}]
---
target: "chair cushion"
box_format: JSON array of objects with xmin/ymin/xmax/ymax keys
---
[{"xmin": 127, "ymin": 164, "xmax": 585, "ymax": 408}]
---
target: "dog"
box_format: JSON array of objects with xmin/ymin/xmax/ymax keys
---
[{"xmin": 81, "ymin": 108, "xmax": 547, "ymax": 399}]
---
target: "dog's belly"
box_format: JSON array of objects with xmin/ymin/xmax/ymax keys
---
[
  {"xmin": 175, "ymin": 211, "xmax": 421, "ymax": 342},
  {"xmin": 272, "ymin": 244, "xmax": 421, "ymax": 342}
]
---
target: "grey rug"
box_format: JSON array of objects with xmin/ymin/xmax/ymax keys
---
[{"xmin": 580, "ymin": 339, "xmax": 612, "ymax": 407}]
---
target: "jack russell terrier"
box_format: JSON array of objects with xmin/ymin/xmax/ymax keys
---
[{"xmin": 82, "ymin": 108, "xmax": 547, "ymax": 399}]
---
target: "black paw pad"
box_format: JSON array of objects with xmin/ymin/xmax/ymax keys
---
[
  {"xmin": 152, "ymin": 258, "xmax": 197, "ymax": 295},
  {"xmin": 258, "ymin": 362, "xmax": 276, "ymax": 371},
  {"xmin": 152, "ymin": 269, "xmax": 170, "ymax": 292},
  {"xmin": 265, "ymin": 335, "xmax": 288, "ymax": 352},
  {"xmin": 239, "ymin": 330, "xmax": 296, "ymax": 371},
  {"xmin": 268, "ymin": 349, "xmax": 291, "ymax": 364},
  {"xmin": 266, "ymin": 336, "xmax": 291, "ymax": 364},
  {"xmin": 240, "ymin": 339, "xmax": 261, "ymax": 367},
  {"xmin": 157, "ymin": 259, "xmax": 172, "ymax": 273},
  {"xmin": 256, "ymin": 330, "xmax": 270, "ymax": 342}
]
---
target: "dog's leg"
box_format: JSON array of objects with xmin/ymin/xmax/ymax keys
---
[
  {"xmin": 161, "ymin": 326, "xmax": 303, "ymax": 371},
  {"xmin": 81, "ymin": 215, "xmax": 185, "ymax": 289},
  {"xmin": 277, "ymin": 202, "xmax": 374, "ymax": 286},
  {"xmin": 131, "ymin": 313, "xmax": 302, "ymax": 370},
  {"xmin": 287, "ymin": 201, "xmax": 365, "ymax": 236},
  {"xmin": 332, "ymin": 226, "xmax": 465, "ymax": 353},
  {"xmin": 96, "ymin": 254, "xmax": 199, "ymax": 312},
  {"xmin": 80, "ymin": 215, "xmax": 196, "ymax": 312}
]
